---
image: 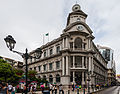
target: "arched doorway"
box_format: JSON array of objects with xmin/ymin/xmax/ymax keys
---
[{"xmin": 49, "ymin": 75, "xmax": 53, "ymax": 83}]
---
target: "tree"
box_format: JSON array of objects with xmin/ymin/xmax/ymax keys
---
[
  {"xmin": 0, "ymin": 58, "xmax": 24, "ymax": 83},
  {"xmin": 11, "ymin": 68, "xmax": 24, "ymax": 84},
  {"xmin": 28, "ymin": 70, "xmax": 37, "ymax": 81},
  {"xmin": 14, "ymin": 69, "xmax": 24, "ymax": 76},
  {"xmin": 0, "ymin": 59, "xmax": 14, "ymax": 82}
]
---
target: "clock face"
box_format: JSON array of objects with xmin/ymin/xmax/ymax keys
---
[
  {"xmin": 77, "ymin": 25, "xmax": 84, "ymax": 31},
  {"xmin": 72, "ymin": 4, "xmax": 81, "ymax": 12}
]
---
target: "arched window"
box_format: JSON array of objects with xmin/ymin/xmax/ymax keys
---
[
  {"xmin": 74, "ymin": 37, "xmax": 82, "ymax": 49},
  {"xmin": 49, "ymin": 75, "xmax": 53, "ymax": 83},
  {"xmin": 56, "ymin": 74, "xmax": 60, "ymax": 82},
  {"xmin": 43, "ymin": 75, "xmax": 46, "ymax": 80}
]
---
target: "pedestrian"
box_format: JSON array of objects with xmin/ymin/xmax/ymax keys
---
[
  {"xmin": 68, "ymin": 85, "xmax": 70, "ymax": 94},
  {"xmin": 32, "ymin": 85, "xmax": 35, "ymax": 93},
  {"xmin": 49, "ymin": 84, "xmax": 53, "ymax": 91},
  {"xmin": 91, "ymin": 84, "xmax": 94, "ymax": 92},
  {"xmin": 30, "ymin": 85, "xmax": 33, "ymax": 94},
  {"xmin": 79, "ymin": 85, "xmax": 81, "ymax": 89},
  {"xmin": 72, "ymin": 83, "xmax": 74, "ymax": 91},
  {"xmin": 20, "ymin": 83, "xmax": 24, "ymax": 93},
  {"xmin": 8, "ymin": 83, "xmax": 13, "ymax": 94},
  {"xmin": 11, "ymin": 85, "xmax": 16, "ymax": 94},
  {"xmin": 0, "ymin": 82, "xmax": 8, "ymax": 94},
  {"xmin": 33, "ymin": 83, "xmax": 36, "ymax": 92},
  {"xmin": 23, "ymin": 85, "xmax": 26, "ymax": 93},
  {"xmin": 40, "ymin": 84, "xmax": 44, "ymax": 93},
  {"xmin": 59, "ymin": 84, "xmax": 64, "ymax": 94},
  {"xmin": 54, "ymin": 85, "xmax": 57, "ymax": 94},
  {"xmin": 0, "ymin": 81, "xmax": 2, "ymax": 91},
  {"xmin": 52, "ymin": 85, "xmax": 54, "ymax": 94}
]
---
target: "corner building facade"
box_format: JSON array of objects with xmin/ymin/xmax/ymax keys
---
[{"xmin": 27, "ymin": 4, "xmax": 108, "ymax": 87}]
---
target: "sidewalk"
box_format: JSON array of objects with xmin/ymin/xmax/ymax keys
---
[{"xmin": 16, "ymin": 87, "xmax": 109, "ymax": 94}]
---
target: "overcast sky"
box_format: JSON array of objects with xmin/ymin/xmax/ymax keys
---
[{"xmin": 0, "ymin": 0, "xmax": 120, "ymax": 74}]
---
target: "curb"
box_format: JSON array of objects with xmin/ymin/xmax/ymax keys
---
[{"xmin": 90, "ymin": 87, "xmax": 113, "ymax": 94}]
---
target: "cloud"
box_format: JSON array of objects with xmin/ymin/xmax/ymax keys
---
[{"xmin": 0, "ymin": 0, "xmax": 120, "ymax": 74}]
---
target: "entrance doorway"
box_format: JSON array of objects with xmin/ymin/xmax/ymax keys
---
[{"xmin": 75, "ymin": 72, "xmax": 82, "ymax": 85}]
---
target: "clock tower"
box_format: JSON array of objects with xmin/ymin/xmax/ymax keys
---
[{"xmin": 66, "ymin": 4, "xmax": 88, "ymax": 26}]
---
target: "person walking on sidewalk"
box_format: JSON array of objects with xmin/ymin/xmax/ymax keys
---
[
  {"xmin": 8, "ymin": 84, "xmax": 13, "ymax": 94},
  {"xmin": 11, "ymin": 85, "xmax": 16, "ymax": 94},
  {"xmin": 54, "ymin": 85, "xmax": 57, "ymax": 94},
  {"xmin": 49, "ymin": 84, "xmax": 53, "ymax": 92},
  {"xmin": 59, "ymin": 84, "xmax": 64, "ymax": 94},
  {"xmin": 0, "ymin": 82, "xmax": 8, "ymax": 94},
  {"xmin": 52, "ymin": 85, "xmax": 54, "ymax": 94},
  {"xmin": 72, "ymin": 83, "xmax": 75, "ymax": 92}
]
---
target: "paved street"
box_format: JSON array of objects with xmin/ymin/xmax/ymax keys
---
[
  {"xmin": 95, "ymin": 86, "xmax": 120, "ymax": 94},
  {"xmin": 16, "ymin": 86, "xmax": 120, "ymax": 94}
]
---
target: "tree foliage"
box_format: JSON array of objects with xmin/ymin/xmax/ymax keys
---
[
  {"xmin": 28, "ymin": 70, "xmax": 48, "ymax": 84},
  {"xmin": 0, "ymin": 59, "xmax": 14, "ymax": 82},
  {"xmin": 28, "ymin": 70, "xmax": 37, "ymax": 81},
  {"xmin": 0, "ymin": 58, "xmax": 24, "ymax": 83}
]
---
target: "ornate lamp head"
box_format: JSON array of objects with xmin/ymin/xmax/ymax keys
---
[{"xmin": 4, "ymin": 35, "xmax": 16, "ymax": 51}]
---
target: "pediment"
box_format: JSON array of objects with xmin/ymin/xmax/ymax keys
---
[{"xmin": 64, "ymin": 21, "xmax": 93, "ymax": 35}]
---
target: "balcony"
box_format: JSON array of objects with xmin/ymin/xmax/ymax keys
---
[{"xmin": 70, "ymin": 65, "xmax": 87, "ymax": 71}]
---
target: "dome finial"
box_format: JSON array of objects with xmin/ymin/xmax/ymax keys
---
[{"xmin": 72, "ymin": 4, "xmax": 81, "ymax": 12}]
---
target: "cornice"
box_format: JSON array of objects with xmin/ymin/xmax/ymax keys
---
[{"xmin": 28, "ymin": 53, "xmax": 62, "ymax": 66}]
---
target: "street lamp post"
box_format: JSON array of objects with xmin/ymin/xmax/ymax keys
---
[{"xmin": 4, "ymin": 35, "xmax": 42, "ymax": 94}]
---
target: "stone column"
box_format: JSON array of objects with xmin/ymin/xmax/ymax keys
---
[
  {"xmin": 53, "ymin": 61, "xmax": 56, "ymax": 71},
  {"xmin": 73, "ymin": 71, "xmax": 75, "ymax": 83},
  {"xmin": 53, "ymin": 74, "xmax": 55, "ymax": 84},
  {"xmin": 82, "ymin": 56, "xmax": 84, "ymax": 68},
  {"xmin": 66, "ymin": 37, "xmax": 69, "ymax": 48},
  {"xmin": 82, "ymin": 43, "xmax": 84, "ymax": 50},
  {"xmin": 88, "ymin": 39, "xmax": 91, "ymax": 49},
  {"xmin": 62, "ymin": 38, "xmax": 64, "ymax": 49},
  {"xmin": 89, "ymin": 57, "xmax": 91, "ymax": 71},
  {"xmin": 82, "ymin": 72, "xmax": 85, "ymax": 86},
  {"xmin": 86, "ymin": 57, "xmax": 87, "ymax": 68},
  {"xmin": 89, "ymin": 39, "xmax": 91, "ymax": 48},
  {"xmin": 62, "ymin": 56, "xmax": 65, "ymax": 75},
  {"xmin": 66, "ymin": 56, "xmax": 69, "ymax": 75},
  {"xmin": 88, "ymin": 39, "xmax": 89, "ymax": 49},
  {"xmin": 91, "ymin": 57, "xmax": 93, "ymax": 74},
  {"xmin": 73, "ymin": 56, "xmax": 75, "ymax": 68}
]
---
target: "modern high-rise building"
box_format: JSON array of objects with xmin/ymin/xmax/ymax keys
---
[
  {"xmin": 26, "ymin": 4, "xmax": 108, "ymax": 88},
  {"xmin": 97, "ymin": 45, "xmax": 116, "ymax": 86}
]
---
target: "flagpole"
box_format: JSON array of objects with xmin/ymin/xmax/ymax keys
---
[{"xmin": 48, "ymin": 33, "xmax": 49, "ymax": 42}]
